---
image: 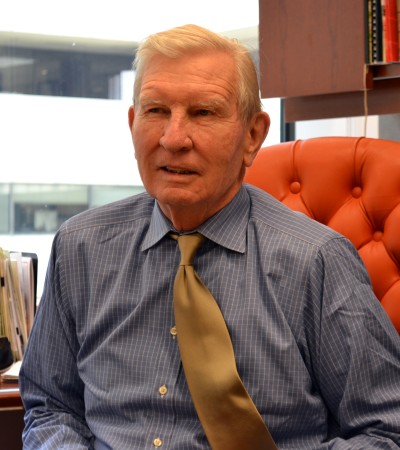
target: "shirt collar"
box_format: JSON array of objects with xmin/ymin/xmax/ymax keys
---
[{"xmin": 141, "ymin": 185, "xmax": 250, "ymax": 254}]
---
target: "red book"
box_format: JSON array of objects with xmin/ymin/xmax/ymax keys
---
[{"xmin": 382, "ymin": 0, "xmax": 399, "ymax": 61}]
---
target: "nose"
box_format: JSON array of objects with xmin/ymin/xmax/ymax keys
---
[{"xmin": 159, "ymin": 113, "xmax": 193, "ymax": 151}]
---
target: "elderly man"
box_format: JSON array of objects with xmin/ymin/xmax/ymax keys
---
[{"xmin": 20, "ymin": 25, "xmax": 400, "ymax": 449}]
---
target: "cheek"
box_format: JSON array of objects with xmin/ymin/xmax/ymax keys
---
[
  {"xmin": 133, "ymin": 119, "xmax": 160, "ymax": 144},
  {"xmin": 204, "ymin": 152, "xmax": 244, "ymax": 190},
  {"xmin": 132, "ymin": 129, "xmax": 153, "ymax": 161},
  {"xmin": 131, "ymin": 136, "xmax": 148, "ymax": 174},
  {"xmin": 213, "ymin": 142, "xmax": 246, "ymax": 171}
]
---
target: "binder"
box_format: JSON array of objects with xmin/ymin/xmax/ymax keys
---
[{"xmin": 0, "ymin": 249, "xmax": 38, "ymax": 362}]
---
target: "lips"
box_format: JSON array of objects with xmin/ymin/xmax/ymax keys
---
[{"xmin": 162, "ymin": 166, "xmax": 196, "ymax": 175}]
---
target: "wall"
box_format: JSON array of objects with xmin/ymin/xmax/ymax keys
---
[
  {"xmin": 295, "ymin": 116, "xmax": 379, "ymax": 140},
  {"xmin": 0, "ymin": 93, "xmax": 139, "ymax": 185}
]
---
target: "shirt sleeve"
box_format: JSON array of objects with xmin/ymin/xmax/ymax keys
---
[
  {"xmin": 311, "ymin": 237, "xmax": 400, "ymax": 448},
  {"xmin": 19, "ymin": 232, "xmax": 94, "ymax": 449}
]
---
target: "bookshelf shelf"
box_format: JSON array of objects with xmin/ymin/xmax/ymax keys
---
[
  {"xmin": 259, "ymin": 0, "xmax": 400, "ymax": 122},
  {"xmin": 0, "ymin": 380, "xmax": 21, "ymax": 409},
  {"xmin": 372, "ymin": 62, "xmax": 400, "ymax": 79}
]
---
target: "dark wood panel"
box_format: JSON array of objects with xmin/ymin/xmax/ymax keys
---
[
  {"xmin": 284, "ymin": 78, "xmax": 400, "ymax": 121},
  {"xmin": 259, "ymin": 0, "xmax": 367, "ymax": 98},
  {"xmin": 0, "ymin": 381, "xmax": 24, "ymax": 450},
  {"xmin": 0, "ymin": 408, "xmax": 24, "ymax": 450},
  {"xmin": 0, "ymin": 380, "xmax": 22, "ymax": 409}
]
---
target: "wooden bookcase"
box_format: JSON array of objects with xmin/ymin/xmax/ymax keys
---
[
  {"xmin": 0, "ymin": 380, "xmax": 24, "ymax": 450},
  {"xmin": 259, "ymin": 0, "xmax": 400, "ymax": 121}
]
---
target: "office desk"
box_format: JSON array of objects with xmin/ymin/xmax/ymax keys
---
[{"xmin": 0, "ymin": 379, "xmax": 24, "ymax": 450}]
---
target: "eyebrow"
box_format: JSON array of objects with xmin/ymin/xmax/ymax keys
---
[
  {"xmin": 138, "ymin": 96, "xmax": 229, "ymax": 112},
  {"xmin": 195, "ymin": 99, "xmax": 226, "ymax": 110},
  {"xmin": 139, "ymin": 97, "xmax": 163, "ymax": 107}
]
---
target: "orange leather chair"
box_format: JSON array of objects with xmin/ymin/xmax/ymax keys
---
[{"xmin": 244, "ymin": 136, "xmax": 400, "ymax": 333}]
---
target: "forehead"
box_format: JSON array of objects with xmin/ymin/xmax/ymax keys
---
[{"xmin": 138, "ymin": 51, "xmax": 238, "ymax": 102}]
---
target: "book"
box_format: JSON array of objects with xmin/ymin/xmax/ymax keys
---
[
  {"xmin": 372, "ymin": 0, "xmax": 384, "ymax": 62},
  {"xmin": 1, "ymin": 360, "xmax": 22, "ymax": 381},
  {"xmin": 10, "ymin": 253, "xmax": 35, "ymax": 335},
  {"xmin": 366, "ymin": 0, "xmax": 373, "ymax": 63},
  {"xmin": 366, "ymin": 0, "xmax": 384, "ymax": 62},
  {"xmin": 0, "ymin": 248, "xmax": 37, "ymax": 362},
  {"xmin": 381, "ymin": 0, "xmax": 399, "ymax": 61},
  {"xmin": 397, "ymin": 0, "xmax": 400, "ymax": 59}
]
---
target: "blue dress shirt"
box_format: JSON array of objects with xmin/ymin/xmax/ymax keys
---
[{"xmin": 20, "ymin": 185, "xmax": 400, "ymax": 449}]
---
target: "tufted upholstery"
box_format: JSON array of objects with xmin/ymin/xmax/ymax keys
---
[{"xmin": 244, "ymin": 136, "xmax": 400, "ymax": 333}]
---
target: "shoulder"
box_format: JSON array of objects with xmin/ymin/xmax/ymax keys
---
[
  {"xmin": 244, "ymin": 184, "xmax": 342, "ymax": 247},
  {"xmin": 244, "ymin": 183, "xmax": 371, "ymax": 296},
  {"xmin": 58, "ymin": 191, "xmax": 154, "ymax": 236}
]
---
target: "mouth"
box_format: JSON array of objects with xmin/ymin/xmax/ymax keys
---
[{"xmin": 162, "ymin": 166, "xmax": 196, "ymax": 175}]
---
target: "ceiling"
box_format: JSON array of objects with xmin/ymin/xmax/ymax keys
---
[
  {"xmin": 0, "ymin": 26, "xmax": 258, "ymax": 56},
  {"xmin": 0, "ymin": 0, "xmax": 259, "ymax": 53}
]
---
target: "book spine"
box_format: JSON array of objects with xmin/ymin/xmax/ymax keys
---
[
  {"xmin": 366, "ymin": 0, "xmax": 373, "ymax": 62},
  {"xmin": 372, "ymin": 0, "xmax": 384, "ymax": 62},
  {"xmin": 382, "ymin": 0, "xmax": 400, "ymax": 61},
  {"xmin": 396, "ymin": 0, "xmax": 400, "ymax": 61}
]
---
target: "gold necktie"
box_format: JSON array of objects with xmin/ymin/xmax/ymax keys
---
[{"xmin": 172, "ymin": 233, "xmax": 277, "ymax": 450}]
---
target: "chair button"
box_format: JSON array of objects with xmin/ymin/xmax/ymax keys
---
[
  {"xmin": 373, "ymin": 231, "xmax": 383, "ymax": 241},
  {"xmin": 352, "ymin": 186, "xmax": 362, "ymax": 198},
  {"xmin": 290, "ymin": 181, "xmax": 301, "ymax": 194}
]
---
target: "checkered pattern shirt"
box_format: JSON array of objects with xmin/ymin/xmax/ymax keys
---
[{"xmin": 20, "ymin": 185, "xmax": 400, "ymax": 449}]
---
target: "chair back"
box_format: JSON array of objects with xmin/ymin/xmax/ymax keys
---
[{"xmin": 244, "ymin": 137, "xmax": 400, "ymax": 333}]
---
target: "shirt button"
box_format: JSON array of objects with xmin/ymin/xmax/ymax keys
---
[
  {"xmin": 159, "ymin": 385, "xmax": 168, "ymax": 396},
  {"xmin": 153, "ymin": 437, "xmax": 163, "ymax": 447},
  {"xmin": 170, "ymin": 326, "xmax": 177, "ymax": 337}
]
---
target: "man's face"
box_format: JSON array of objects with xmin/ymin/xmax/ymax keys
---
[{"xmin": 128, "ymin": 51, "xmax": 265, "ymax": 229}]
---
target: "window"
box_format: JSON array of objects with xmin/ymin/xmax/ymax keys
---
[
  {"xmin": 13, "ymin": 184, "xmax": 88, "ymax": 234},
  {"xmin": 0, "ymin": 184, "xmax": 10, "ymax": 233},
  {"xmin": 0, "ymin": 0, "xmax": 260, "ymax": 298},
  {"xmin": 1, "ymin": 183, "xmax": 144, "ymax": 234},
  {"xmin": 0, "ymin": 34, "xmax": 134, "ymax": 99}
]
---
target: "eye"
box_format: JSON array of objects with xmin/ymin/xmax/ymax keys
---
[
  {"xmin": 195, "ymin": 109, "xmax": 213, "ymax": 116},
  {"xmin": 148, "ymin": 107, "xmax": 163, "ymax": 114}
]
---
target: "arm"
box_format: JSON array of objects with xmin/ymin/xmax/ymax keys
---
[
  {"xmin": 20, "ymin": 234, "xmax": 94, "ymax": 449},
  {"xmin": 312, "ymin": 238, "xmax": 400, "ymax": 449}
]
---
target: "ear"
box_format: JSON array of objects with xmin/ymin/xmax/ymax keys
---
[
  {"xmin": 243, "ymin": 111, "xmax": 270, "ymax": 168},
  {"xmin": 128, "ymin": 106, "xmax": 138, "ymax": 159},
  {"xmin": 128, "ymin": 105, "xmax": 135, "ymax": 130}
]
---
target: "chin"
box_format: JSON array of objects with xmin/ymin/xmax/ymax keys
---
[
  {"xmin": 160, "ymin": 193, "xmax": 200, "ymax": 207},
  {"xmin": 154, "ymin": 187, "xmax": 204, "ymax": 207}
]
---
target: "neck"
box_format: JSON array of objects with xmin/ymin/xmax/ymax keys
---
[
  {"xmin": 157, "ymin": 185, "xmax": 243, "ymax": 231},
  {"xmin": 160, "ymin": 204, "xmax": 212, "ymax": 231}
]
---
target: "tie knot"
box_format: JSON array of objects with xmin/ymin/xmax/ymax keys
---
[{"xmin": 173, "ymin": 233, "xmax": 205, "ymax": 266}]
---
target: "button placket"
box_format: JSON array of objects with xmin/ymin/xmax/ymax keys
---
[
  {"xmin": 170, "ymin": 326, "xmax": 177, "ymax": 338},
  {"xmin": 158, "ymin": 384, "xmax": 168, "ymax": 397},
  {"xmin": 153, "ymin": 437, "xmax": 163, "ymax": 447}
]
